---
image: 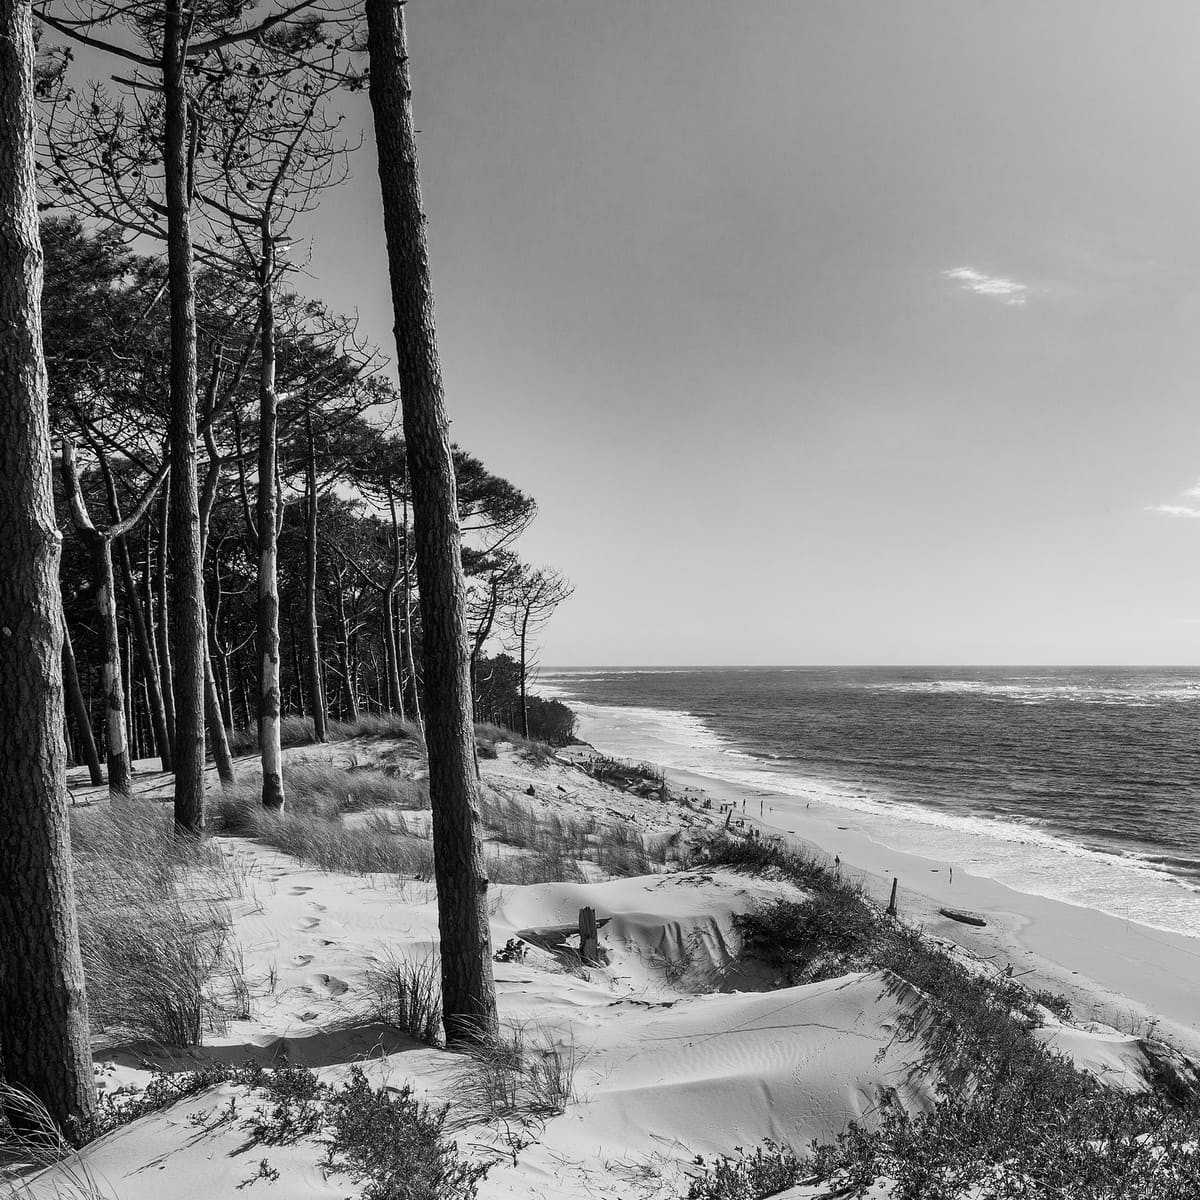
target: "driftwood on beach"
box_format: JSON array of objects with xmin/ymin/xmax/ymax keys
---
[{"xmin": 939, "ymin": 907, "xmax": 988, "ymax": 928}]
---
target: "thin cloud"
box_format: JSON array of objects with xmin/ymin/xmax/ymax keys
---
[
  {"xmin": 1147, "ymin": 504, "xmax": 1200, "ymax": 519},
  {"xmin": 943, "ymin": 266, "xmax": 1029, "ymax": 306}
]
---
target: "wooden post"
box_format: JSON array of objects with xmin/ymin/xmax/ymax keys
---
[
  {"xmin": 723, "ymin": 808, "xmax": 733, "ymax": 831},
  {"xmin": 579, "ymin": 906, "xmax": 599, "ymax": 966},
  {"xmin": 887, "ymin": 877, "xmax": 898, "ymax": 918}
]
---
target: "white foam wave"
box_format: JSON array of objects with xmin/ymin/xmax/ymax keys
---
[
  {"xmin": 541, "ymin": 684, "xmax": 1200, "ymax": 939},
  {"xmin": 863, "ymin": 678, "xmax": 1200, "ymax": 707}
]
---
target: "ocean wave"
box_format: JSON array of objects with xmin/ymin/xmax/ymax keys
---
[
  {"xmin": 862, "ymin": 678, "xmax": 1200, "ymax": 707},
  {"xmin": 556, "ymin": 690, "xmax": 1200, "ymax": 939}
]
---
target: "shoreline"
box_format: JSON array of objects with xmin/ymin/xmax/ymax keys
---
[{"xmin": 557, "ymin": 698, "xmax": 1200, "ymax": 1059}]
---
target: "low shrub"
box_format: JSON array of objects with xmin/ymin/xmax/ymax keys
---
[
  {"xmin": 582, "ymin": 755, "xmax": 668, "ymax": 797},
  {"xmin": 91, "ymin": 1063, "xmax": 487, "ymax": 1200},
  {"xmin": 325, "ymin": 1067, "xmax": 489, "ymax": 1200},
  {"xmin": 686, "ymin": 1141, "xmax": 807, "ymax": 1200}
]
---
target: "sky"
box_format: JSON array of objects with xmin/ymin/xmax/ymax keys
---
[{"xmin": 292, "ymin": 1, "xmax": 1200, "ymax": 664}]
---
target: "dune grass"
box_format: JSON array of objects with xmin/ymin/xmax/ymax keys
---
[
  {"xmin": 450, "ymin": 1019, "xmax": 583, "ymax": 1128},
  {"xmin": 226, "ymin": 712, "xmax": 421, "ymax": 756},
  {"xmin": 363, "ymin": 953, "xmax": 443, "ymax": 1045},
  {"xmin": 478, "ymin": 790, "xmax": 683, "ymax": 879},
  {"xmin": 473, "ymin": 723, "xmax": 555, "ymax": 766},
  {"xmin": 70, "ymin": 804, "xmax": 245, "ymax": 1047}
]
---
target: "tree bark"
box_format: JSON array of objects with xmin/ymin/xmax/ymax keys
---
[
  {"xmin": 155, "ymin": 486, "xmax": 176, "ymax": 764},
  {"xmin": 0, "ymin": 0, "xmax": 96, "ymax": 1133},
  {"xmin": 303, "ymin": 414, "xmax": 327, "ymax": 742},
  {"xmin": 400, "ymin": 491, "xmax": 422, "ymax": 728},
  {"xmin": 81, "ymin": 532, "xmax": 132, "ymax": 797},
  {"xmin": 366, "ymin": 0, "xmax": 497, "ymax": 1044},
  {"xmin": 62, "ymin": 621, "xmax": 103, "ymax": 785},
  {"xmin": 519, "ymin": 608, "xmax": 530, "ymax": 739},
  {"xmin": 101, "ymin": 468, "xmax": 173, "ymax": 772},
  {"xmin": 164, "ymin": 0, "xmax": 206, "ymax": 832},
  {"xmin": 335, "ymin": 577, "xmax": 359, "ymax": 722},
  {"xmin": 204, "ymin": 645, "xmax": 235, "ymax": 785},
  {"xmin": 256, "ymin": 217, "xmax": 285, "ymax": 809},
  {"xmin": 381, "ymin": 590, "xmax": 404, "ymax": 716}
]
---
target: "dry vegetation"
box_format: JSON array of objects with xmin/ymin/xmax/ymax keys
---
[
  {"xmin": 70, "ymin": 804, "xmax": 246, "ymax": 1047},
  {"xmin": 686, "ymin": 835, "xmax": 1200, "ymax": 1200},
  {"xmin": 225, "ymin": 713, "xmax": 422, "ymax": 756}
]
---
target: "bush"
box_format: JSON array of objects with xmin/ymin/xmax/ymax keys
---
[
  {"xmin": 686, "ymin": 1141, "xmax": 806, "ymax": 1200},
  {"xmin": 733, "ymin": 892, "xmax": 877, "ymax": 984},
  {"xmin": 90, "ymin": 1063, "xmax": 488, "ymax": 1200},
  {"xmin": 325, "ymin": 1067, "xmax": 489, "ymax": 1200}
]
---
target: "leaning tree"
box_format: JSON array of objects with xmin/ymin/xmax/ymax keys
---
[{"xmin": 364, "ymin": 0, "xmax": 498, "ymax": 1043}]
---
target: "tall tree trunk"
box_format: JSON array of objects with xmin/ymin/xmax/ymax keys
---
[
  {"xmin": 215, "ymin": 648, "xmax": 234, "ymax": 730},
  {"xmin": 336, "ymin": 581, "xmax": 358, "ymax": 722},
  {"xmin": 400, "ymin": 492, "xmax": 422, "ymax": 728},
  {"xmin": 366, "ymin": 0, "xmax": 497, "ymax": 1044},
  {"xmin": 303, "ymin": 415, "xmax": 327, "ymax": 742},
  {"xmin": 109, "ymin": 515, "xmax": 172, "ymax": 770},
  {"xmin": 256, "ymin": 218, "xmax": 285, "ymax": 809},
  {"xmin": 86, "ymin": 533, "xmax": 132, "ymax": 798},
  {"xmin": 0, "ymin": 0, "xmax": 96, "ymax": 1133},
  {"xmin": 204, "ymin": 646, "xmax": 236, "ymax": 785},
  {"xmin": 164, "ymin": 0, "xmax": 206, "ymax": 832},
  {"xmin": 381, "ymin": 590, "xmax": 404, "ymax": 715},
  {"xmin": 519, "ymin": 610, "xmax": 530, "ymax": 739},
  {"xmin": 155, "ymin": 487, "xmax": 176, "ymax": 764},
  {"xmin": 233, "ymin": 651, "xmax": 249, "ymax": 730},
  {"xmin": 123, "ymin": 624, "xmax": 136, "ymax": 762},
  {"xmin": 62, "ymin": 620, "xmax": 103, "ymax": 785}
]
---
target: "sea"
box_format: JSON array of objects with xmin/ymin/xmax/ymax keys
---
[{"xmin": 537, "ymin": 666, "xmax": 1200, "ymax": 939}]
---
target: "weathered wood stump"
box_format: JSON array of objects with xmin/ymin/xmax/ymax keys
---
[{"xmin": 579, "ymin": 906, "xmax": 600, "ymax": 966}]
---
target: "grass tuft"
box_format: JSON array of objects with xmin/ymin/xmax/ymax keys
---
[
  {"xmin": 363, "ymin": 954, "xmax": 443, "ymax": 1045},
  {"xmin": 71, "ymin": 804, "xmax": 244, "ymax": 1047}
]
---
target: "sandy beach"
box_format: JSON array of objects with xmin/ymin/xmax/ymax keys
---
[
  {"xmin": 542, "ymin": 678, "xmax": 1200, "ymax": 1060},
  {"xmin": 665, "ymin": 761, "xmax": 1200, "ymax": 1057}
]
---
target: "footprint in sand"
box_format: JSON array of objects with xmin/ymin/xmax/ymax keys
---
[
  {"xmin": 290, "ymin": 953, "xmax": 313, "ymax": 967},
  {"xmin": 288, "ymin": 886, "xmax": 312, "ymax": 895},
  {"xmin": 295, "ymin": 917, "xmax": 321, "ymax": 930},
  {"xmin": 306, "ymin": 902, "xmax": 327, "ymax": 912},
  {"xmin": 307, "ymin": 973, "xmax": 350, "ymax": 997}
]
